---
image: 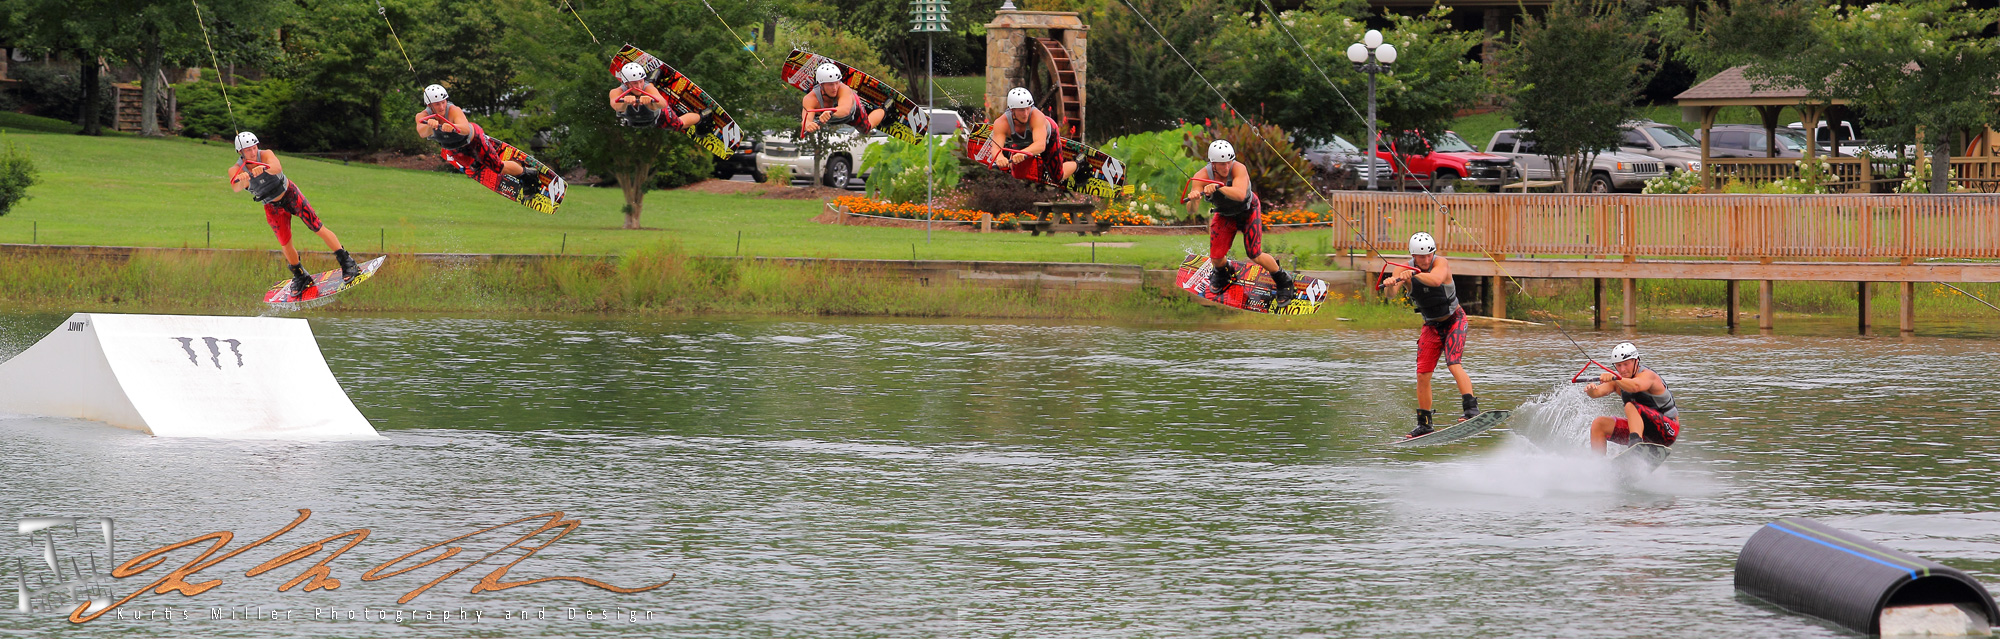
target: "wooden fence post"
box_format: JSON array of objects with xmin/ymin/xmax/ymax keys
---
[
  {"xmin": 1900, "ymin": 281, "xmax": 1915, "ymax": 335},
  {"xmin": 1593, "ymin": 278, "xmax": 1605, "ymax": 330}
]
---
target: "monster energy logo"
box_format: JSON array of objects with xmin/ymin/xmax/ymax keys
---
[{"xmin": 172, "ymin": 337, "xmax": 245, "ymax": 368}]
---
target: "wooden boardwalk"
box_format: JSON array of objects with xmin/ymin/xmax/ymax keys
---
[{"xmin": 1318, "ymin": 192, "xmax": 2000, "ymax": 334}]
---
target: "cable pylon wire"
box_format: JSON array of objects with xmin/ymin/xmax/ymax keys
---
[
  {"xmin": 698, "ymin": 0, "xmax": 767, "ymax": 67},
  {"xmin": 375, "ymin": 0, "xmax": 416, "ymax": 75},
  {"xmin": 1110, "ymin": 0, "xmax": 1378, "ymax": 255},
  {"xmin": 189, "ymin": 1, "xmax": 239, "ymax": 133},
  {"xmin": 559, "ymin": 0, "xmax": 600, "ymax": 44}
]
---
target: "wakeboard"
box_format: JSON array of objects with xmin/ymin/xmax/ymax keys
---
[
  {"xmin": 1174, "ymin": 253, "xmax": 1327, "ymax": 315},
  {"xmin": 1614, "ymin": 442, "xmax": 1671, "ymax": 480},
  {"xmin": 964, "ymin": 123, "xmax": 1133, "ymax": 199},
  {"xmin": 610, "ymin": 44, "xmax": 744, "ymax": 160},
  {"xmin": 779, "ymin": 48, "xmax": 928, "ymax": 144},
  {"xmin": 1387, "ymin": 409, "xmax": 1513, "ymax": 448},
  {"xmin": 440, "ymin": 128, "xmax": 565, "ymax": 214},
  {"xmin": 264, "ymin": 256, "xmax": 385, "ymax": 310}
]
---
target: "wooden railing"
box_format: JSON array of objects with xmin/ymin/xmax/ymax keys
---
[
  {"xmin": 1704, "ymin": 157, "xmax": 1875, "ymax": 192},
  {"xmin": 1953, "ymin": 156, "xmax": 2000, "ymax": 193},
  {"xmin": 1704, "ymin": 156, "xmax": 2000, "ymax": 193},
  {"xmin": 1320, "ymin": 192, "xmax": 2000, "ymax": 260}
]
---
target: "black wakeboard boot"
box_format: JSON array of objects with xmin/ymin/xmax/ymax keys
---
[
  {"xmin": 288, "ymin": 263, "xmax": 315, "ymax": 297},
  {"xmin": 1462, "ymin": 394, "xmax": 1480, "ymax": 422},
  {"xmin": 334, "ymin": 248, "xmax": 359, "ymax": 282},
  {"xmin": 1407, "ymin": 409, "xmax": 1435, "ymax": 439},
  {"xmin": 1269, "ymin": 268, "xmax": 1298, "ymax": 308},
  {"xmin": 517, "ymin": 167, "xmax": 543, "ymax": 197},
  {"xmin": 1209, "ymin": 261, "xmax": 1237, "ymax": 295}
]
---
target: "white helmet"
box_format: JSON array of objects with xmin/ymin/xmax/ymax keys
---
[
  {"xmin": 233, "ymin": 131, "xmax": 259, "ymax": 151},
  {"xmin": 1608, "ymin": 342, "xmax": 1640, "ymax": 363},
  {"xmin": 617, "ymin": 62, "xmax": 647, "ymax": 83},
  {"xmin": 1208, "ymin": 139, "xmax": 1235, "ymax": 163},
  {"xmin": 1409, "ymin": 232, "xmax": 1437, "ymax": 255},
  {"xmin": 423, "ymin": 83, "xmax": 449, "ymax": 105},
  {"xmin": 1006, "ymin": 87, "xmax": 1034, "ymax": 110},
  {"xmin": 815, "ymin": 63, "xmax": 842, "ymax": 84}
]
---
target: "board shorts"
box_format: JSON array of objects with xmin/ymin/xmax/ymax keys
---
[
  {"xmin": 1611, "ymin": 403, "xmax": 1681, "ymax": 446},
  {"xmin": 1207, "ymin": 194, "xmax": 1264, "ymax": 261},
  {"xmin": 441, "ymin": 124, "xmax": 500, "ymax": 176},
  {"xmin": 1415, "ymin": 307, "xmax": 1468, "ymax": 375},
  {"xmin": 263, "ymin": 183, "xmax": 322, "ymax": 245}
]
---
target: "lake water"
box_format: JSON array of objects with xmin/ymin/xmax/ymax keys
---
[{"xmin": 2, "ymin": 313, "xmax": 1996, "ymax": 637}]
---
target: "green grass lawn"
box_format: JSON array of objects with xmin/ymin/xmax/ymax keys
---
[{"xmin": 0, "ymin": 123, "xmax": 1265, "ymax": 269}]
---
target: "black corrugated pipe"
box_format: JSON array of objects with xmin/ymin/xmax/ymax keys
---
[{"xmin": 1735, "ymin": 517, "xmax": 1998, "ymax": 635}]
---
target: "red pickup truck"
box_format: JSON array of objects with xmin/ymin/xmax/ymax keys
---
[{"xmin": 1370, "ymin": 131, "xmax": 1519, "ymax": 192}]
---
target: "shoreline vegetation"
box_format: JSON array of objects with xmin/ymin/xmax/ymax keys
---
[{"xmin": 2, "ymin": 247, "xmax": 1996, "ymax": 334}]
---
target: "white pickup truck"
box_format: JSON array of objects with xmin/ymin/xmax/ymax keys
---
[{"xmin": 1485, "ymin": 129, "xmax": 1668, "ymax": 192}]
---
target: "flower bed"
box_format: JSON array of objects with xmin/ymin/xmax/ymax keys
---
[
  {"xmin": 832, "ymin": 196, "xmax": 1032, "ymax": 225},
  {"xmin": 833, "ymin": 196, "xmax": 1337, "ymax": 230}
]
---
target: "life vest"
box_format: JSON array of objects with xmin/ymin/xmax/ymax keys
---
[{"xmin": 1408, "ymin": 260, "xmax": 1461, "ymax": 323}]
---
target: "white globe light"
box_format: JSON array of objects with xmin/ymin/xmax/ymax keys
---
[
  {"xmin": 1347, "ymin": 43, "xmax": 1369, "ymax": 63},
  {"xmin": 1377, "ymin": 43, "xmax": 1399, "ymax": 64},
  {"xmin": 1364, "ymin": 29, "xmax": 1384, "ymax": 49}
]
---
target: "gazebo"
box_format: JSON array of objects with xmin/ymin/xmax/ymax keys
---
[{"xmin": 1674, "ymin": 65, "xmax": 1870, "ymax": 191}]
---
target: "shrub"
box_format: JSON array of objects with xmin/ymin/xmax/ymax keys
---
[
  {"xmin": 859, "ymin": 135, "xmax": 961, "ymax": 203},
  {"xmin": 961, "ymin": 165, "xmax": 1049, "ymax": 215},
  {"xmin": 8, "ymin": 66, "xmax": 114, "ymax": 127},
  {"xmin": 1106, "ymin": 124, "xmax": 1204, "ymax": 222},
  {"xmin": 0, "ymin": 134, "xmax": 39, "ymax": 216},
  {"xmin": 176, "ymin": 78, "xmax": 296, "ymax": 143},
  {"xmin": 1641, "ymin": 167, "xmax": 1702, "ymax": 194}
]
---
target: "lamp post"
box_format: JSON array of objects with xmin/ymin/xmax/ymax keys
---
[
  {"xmin": 911, "ymin": 0, "xmax": 950, "ymax": 243},
  {"xmin": 1346, "ymin": 30, "xmax": 1398, "ymax": 191}
]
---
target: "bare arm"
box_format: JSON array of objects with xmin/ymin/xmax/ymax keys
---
[
  {"xmin": 229, "ymin": 165, "xmax": 248, "ymax": 192},
  {"xmin": 1589, "ymin": 370, "xmax": 1656, "ymax": 396},
  {"xmin": 1020, "ymin": 115, "xmax": 1050, "ymax": 156},
  {"xmin": 259, "ymin": 150, "xmax": 283, "ymax": 175},
  {"xmin": 1412, "ymin": 256, "xmax": 1451, "ymax": 286},
  {"xmin": 835, "ymin": 87, "xmax": 858, "ymax": 119},
  {"xmin": 446, "ymin": 106, "xmax": 472, "ymax": 134}
]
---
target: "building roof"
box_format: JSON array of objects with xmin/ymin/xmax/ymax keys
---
[{"xmin": 1676, "ymin": 66, "xmax": 1847, "ymax": 106}]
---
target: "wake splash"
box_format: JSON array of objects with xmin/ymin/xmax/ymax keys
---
[{"xmin": 1391, "ymin": 384, "xmax": 1706, "ymax": 501}]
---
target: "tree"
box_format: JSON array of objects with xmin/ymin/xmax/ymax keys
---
[
  {"xmin": 505, "ymin": 0, "xmax": 776, "ymax": 229},
  {"xmin": 125, "ymin": 0, "xmax": 286, "ymax": 137},
  {"xmin": 1212, "ymin": 1, "xmax": 1486, "ymax": 148},
  {"xmin": 1367, "ymin": 8, "xmax": 1489, "ymax": 154},
  {"xmin": 1081, "ymin": 0, "xmax": 1227, "ymax": 138},
  {"xmin": 1696, "ymin": 0, "xmax": 2000, "ymax": 193},
  {"xmin": 1500, "ymin": 0, "xmax": 1653, "ymax": 191},
  {"xmin": 2, "ymin": 0, "xmax": 120, "ymax": 135}
]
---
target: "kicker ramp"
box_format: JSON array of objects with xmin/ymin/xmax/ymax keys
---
[
  {"xmin": 0, "ymin": 313, "xmax": 379, "ymax": 440},
  {"xmin": 1736, "ymin": 517, "xmax": 1996, "ymax": 636}
]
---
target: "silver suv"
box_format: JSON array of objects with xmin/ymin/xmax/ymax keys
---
[
  {"xmin": 1617, "ymin": 121, "xmax": 1704, "ymax": 173},
  {"xmin": 1486, "ymin": 129, "xmax": 1666, "ymax": 192}
]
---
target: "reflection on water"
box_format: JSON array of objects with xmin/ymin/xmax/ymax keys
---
[{"xmin": 1, "ymin": 314, "xmax": 1995, "ymax": 638}]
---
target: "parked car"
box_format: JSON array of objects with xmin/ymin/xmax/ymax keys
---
[
  {"xmin": 1375, "ymin": 131, "xmax": 1519, "ymax": 191},
  {"xmin": 1784, "ymin": 120, "xmax": 1914, "ymax": 157},
  {"xmin": 756, "ymin": 108, "xmax": 965, "ymax": 190},
  {"xmin": 1298, "ymin": 133, "xmax": 1387, "ymax": 190},
  {"xmin": 1616, "ymin": 121, "xmax": 1704, "ymax": 173},
  {"xmin": 1485, "ymin": 129, "xmax": 1666, "ymax": 192},
  {"xmin": 711, "ymin": 139, "xmax": 766, "ymax": 181},
  {"xmin": 1692, "ymin": 124, "xmax": 1806, "ymax": 158}
]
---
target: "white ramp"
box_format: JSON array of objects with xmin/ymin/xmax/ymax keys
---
[{"xmin": 0, "ymin": 313, "xmax": 380, "ymax": 440}]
